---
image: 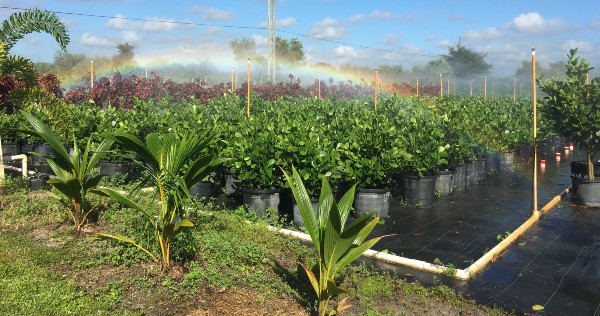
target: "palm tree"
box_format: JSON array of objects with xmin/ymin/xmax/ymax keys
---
[
  {"xmin": 0, "ymin": 8, "xmax": 69, "ymax": 172},
  {"xmin": 94, "ymin": 132, "xmax": 228, "ymax": 271},
  {"xmin": 0, "ymin": 8, "xmax": 69, "ymax": 86}
]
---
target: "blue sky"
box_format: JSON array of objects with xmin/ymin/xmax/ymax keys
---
[{"xmin": 3, "ymin": 0, "xmax": 600, "ymax": 77}]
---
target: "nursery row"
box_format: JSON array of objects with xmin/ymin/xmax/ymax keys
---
[{"xmin": 2, "ymin": 94, "xmax": 540, "ymax": 204}]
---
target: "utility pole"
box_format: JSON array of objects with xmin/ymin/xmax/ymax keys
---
[{"xmin": 268, "ymin": 0, "xmax": 276, "ymax": 82}]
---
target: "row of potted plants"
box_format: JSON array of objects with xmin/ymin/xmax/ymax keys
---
[{"xmin": 2, "ymin": 93, "xmax": 542, "ymax": 217}]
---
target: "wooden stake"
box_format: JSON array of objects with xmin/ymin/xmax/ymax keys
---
[
  {"xmin": 318, "ymin": 72, "xmax": 321, "ymax": 99},
  {"xmin": 416, "ymin": 79, "xmax": 419, "ymax": 97},
  {"xmin": 532, "ymin": 47, "xmax": 538, "ymax": 215},
  {"xmin": 90, "ymin": 59, "xmax": 94, "ymax": 90},
  {"xmin": 145, "ymin": 68, "xmax": 148, "ymax": 79},
  {"xmin": 247, "ymin": 58, "xmax": 251, "ymax": 118},
  {"xmin": 469, "ymin": 80, "xmax": 472, "ymax": 97},
  {"xmin": 0, "ymin": 134, "xmax": 4, "ymax": 182},
  {"xmin": 374, "ymin": 69, "xmax": 378, "ymax": 110},
  {"xmin": 231, "ymin": 67, "xmax": 234, "ymax": 91},
  {"xmin": 447, "ymin": 80, "xmax": 450, "ymax": 95},
  {"xmin": 484, "ymin": 78, "xmax": 487, "ymax": 104}
]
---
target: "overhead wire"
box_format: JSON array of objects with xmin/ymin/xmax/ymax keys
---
[{"xmin": 0, "ymin": 5, "xmax": 440, "ymax": 59}]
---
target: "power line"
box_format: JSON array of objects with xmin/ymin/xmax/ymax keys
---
[{"xmin": 1, "ymin": 5, "xmax": 440, "ymax": 59}]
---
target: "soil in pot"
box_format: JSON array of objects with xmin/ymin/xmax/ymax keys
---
[
  {"xmin": 435, "ymin": 171, "xmax": 455, "ymax": 198},
  {"xmin": 242, "ymin": 188, "xmax": 280, "ymax": 216},
  {"xmin": 354, "ymin": 188, "xmax": 391, "ymax": 218},
  {"xmin": 402, "ymin": 175, "xmax": 436, "ymax": 208},
  {"xmin": 570, "ymin": 161, "xmax": 600, "ymax": 177}
]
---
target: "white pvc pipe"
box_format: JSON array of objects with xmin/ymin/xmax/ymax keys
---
[
  {"xmin": 269, "ymin": 187, "xmax": 570, "ymax": 280},
  {"xmin": 2, "ymin": 154, "xmax": 28, "ymax": 178}
]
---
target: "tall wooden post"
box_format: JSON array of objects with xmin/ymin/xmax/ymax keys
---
[
  {"xmin": 231, "ymin": 67, "xmax": 234, "ymax": 91},
  {"xmin": 374, "ymin": 69, "xmax": 378, "ymax": 110},
  {"xmin": 484, "ymin": 78, "xmax": 487, "ymax": 104},
  {"xmin": 416, "ymin": 79, "xmax": 419, "ymax": 97},
  {"xmin": 318, "ymin": 72, "xmax": 321, "ymax": 99},
  {"xmin": 532, "ymin": 47, "xmax": 538, "ymax": 216},
  {"xmin": 247, "ymin": 58, "xmax": 251, "ymax": 118},
  {"xmin": 90, "ymin": 59, "xmax": 94, "ymax": 90},
  {"xmin": 439, "ymin": 74, "xmax": 443, "ymax": 97},
  {"xmin": 469, "ymin": 80, "xmax": 472, "ymax": 97}
]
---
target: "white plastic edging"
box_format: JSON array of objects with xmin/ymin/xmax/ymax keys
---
[{"xmin": 269, "ymin": 187, "xmax": 570, "ymax": 280}]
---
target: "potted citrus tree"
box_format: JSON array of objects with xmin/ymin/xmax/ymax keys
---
[{"xmin": 538, "ymin": 48, "xmax": 600, "ymax": 207}]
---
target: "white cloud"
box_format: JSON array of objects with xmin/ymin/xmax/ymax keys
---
[
  {"xmin": 142, "ymin": 18, "xmax": 177, "ymax": 32},
  {"xmin": 107, "ymin": 14, "xmax": 177, "ymax": 32},
  {"xmin": 462, "ymin": 27, "xmax": 501, "ymax": 41},
  {"xmin": 348, "ymin": 14, "xmax": 365, "ymax": 23},
  {"xmin": 508, "ymin": 12, "xmax": 565, "ymax": 33},
  {"xmin": 562, "ymin": 40, "xmax": 593, "ymax": 53},
  {"xmin": 120, "ymin": 30, "xmax": 140, "ymax": 43},
  {"xmin": 333, "ymin": 46, "xmax": 359, "ymax": 58},
  {"xmin": 437, "ymin": 40, "xmax": 452, "ymax": 48},
  {"xmin": 369, "ymin": 10, "xmax": 393, "ymax": 20},
  {"xmin": 81, "ymin": 32, "xmax": 113, "ymax": 47},
  {"xmin": 310, "ymin": 17, "xmax": 347, "ymax": 39},
  {"xmin": 384, "ymin": 33, "xmax": 402, "ymax": 45},
  {"xmin": 251, "ymin": 34, "xmax": 268, "ymax": 46},
  {"xmin": 426, "ymin": 35, "xmax": 438, "ymax": 41},
  {"xmin": 107, "ymin": 14, "xmax": 132, "ymax": 30},
  {"xmin": 258, "ymin": 17, "xmax": 297, "ymax": 28},
  {"xmin": 203, "ymin": 7, "xmax": 233, "ymax": 20}
]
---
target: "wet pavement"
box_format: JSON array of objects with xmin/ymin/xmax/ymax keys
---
[{"xmin": 363, "ymin": 143, "xmax": 600, "ymax": 315}]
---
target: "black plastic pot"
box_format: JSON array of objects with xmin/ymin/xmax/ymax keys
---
[
  {"xmin": 293, "ymin": 199, "xmax": 319, "ymax": 227},
  {"xmin": 402, "ymin": 175, "xmax": 436, "ymax": 208},
  {"xmin": 29, "ymin": 177, "xmax": 47, "ymax": 191},
  {"xmin": 453, "ymin": 164, "xmax": 467, "ymax": 191},
  {"xmin": 435, "ymin": 171, "xmax": 455, "ymax": 198},
  {"xmin": 242, "ymin": 188, "xmax": 280, "ymax": 215},
  {"xmin": 465, "ymin": 162, "xmax": 475, "ymax": 188},
  {"xmin": 499, "ymin": 151, "xmax": 514, "ymax": 171},
  {"xmin": 1, "ymin": 142, "xmax": 19, "ymax": 156},
  {"xmin": 571, "ymin": 175, "xmax": 600, "ymax": 207},
  {"xmin": 99, "ymin": 160, "xmax": 136, "ymax": 177},
  {"xmin": 224, "ymin": 170, "xmax": 242, "ymax": 198},
  {"xmin": 190, "ymin": 181, "xmax": 214, "ymax": 201},
  {"xmin": 31, "ymin": 142, "xmax": 56, "ymax": 164},
  {"xmin": 354, "ymin": 188, "xmax": 391, "ymax": 218},
  {"xmin": 474, "ymin": 159, "xmax": 487, "ymax": 183}
]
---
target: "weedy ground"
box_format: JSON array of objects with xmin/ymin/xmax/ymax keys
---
[{"xmin": 0, "ymin": 175, "xmax": 511, "ymax": 316}]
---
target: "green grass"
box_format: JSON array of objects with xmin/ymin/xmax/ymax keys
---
[
  {"xmin": 0, "ymin": 175, "xmax": 508, "ymax": 315},
  {"xmin": 0, "ymin": 232, "xmax": 140, "ymax": 316}
]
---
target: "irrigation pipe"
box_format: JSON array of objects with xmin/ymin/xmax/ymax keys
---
[
  {"xmin": 1, "ymin": 154, "xmax": 29, "ymax": 179},
  {"xmin": 270, "ymin": 187, "xmax": 571, "ymax": 280}
]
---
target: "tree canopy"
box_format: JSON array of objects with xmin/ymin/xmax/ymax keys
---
[{"xmin": 442, "ymin": 44, "xmax": 491, "ymax": 79}]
